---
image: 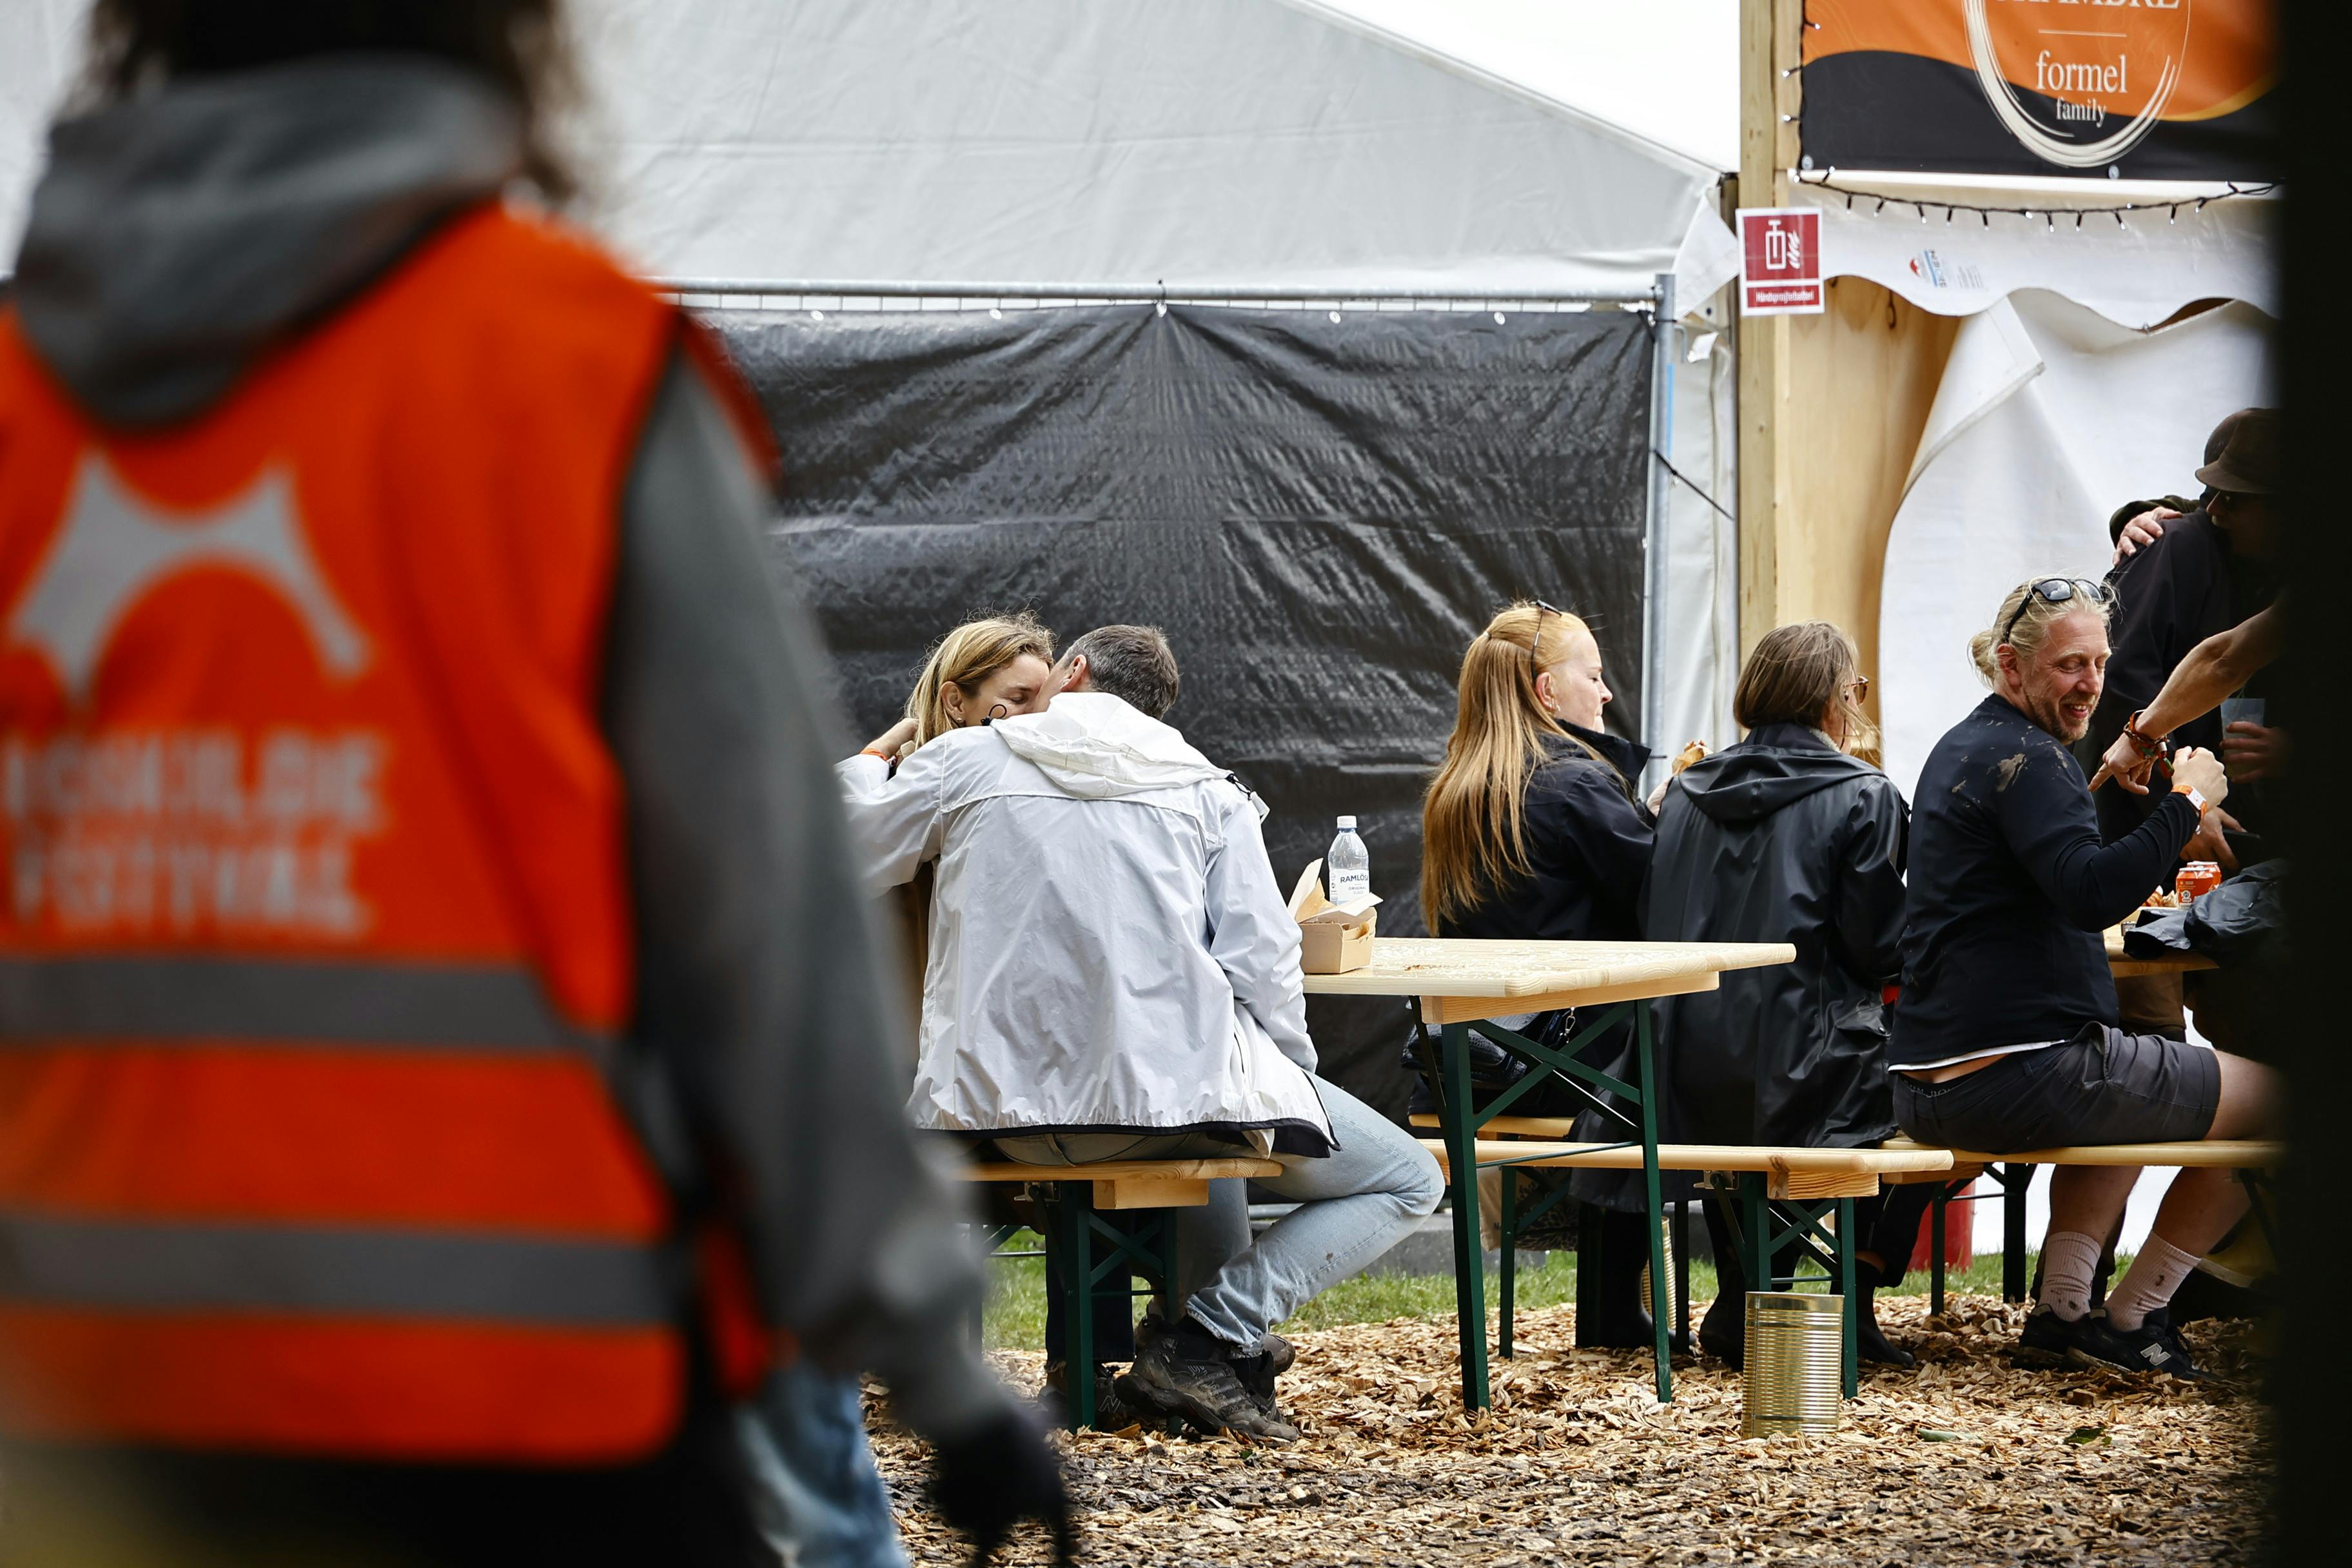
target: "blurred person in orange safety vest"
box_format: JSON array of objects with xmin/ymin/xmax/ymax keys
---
[{"xmin": 0, "ymin": 3, "xmax": 1067, "ymax": 1564}]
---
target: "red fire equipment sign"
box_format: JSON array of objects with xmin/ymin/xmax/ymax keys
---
[{"xmin": 1738, "ymin": 208, "xmax": 1824, "ymax": 316}]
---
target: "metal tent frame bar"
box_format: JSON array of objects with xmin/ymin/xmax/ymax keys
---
[{"xmin": 652, "ymin": 277, "xmax": 1662, "ymax": 307}]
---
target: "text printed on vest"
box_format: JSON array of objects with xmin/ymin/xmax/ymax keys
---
[{"xmin": 3, "ymin": 725, "xmax": 386, "ymax": 937}]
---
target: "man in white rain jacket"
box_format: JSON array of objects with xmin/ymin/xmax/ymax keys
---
[{"xmin": 838, "ymin": 625, "xmax": 1441, "ymax": 1441}]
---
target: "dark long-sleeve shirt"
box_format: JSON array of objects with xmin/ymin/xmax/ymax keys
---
[
  {"xmin": 2083, "ymin": 508, "xmax": 2275, "ymax": 839},
  {"xmin": 1890, "ymin": 694, "xmax": 2200, "ymax": 1069}
]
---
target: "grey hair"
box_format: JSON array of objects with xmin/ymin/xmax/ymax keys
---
[
  {"xmin": 1064, "ymin": 624, "xmax": 1181, "ymax": 718},
  {"xmin": 1968, "ymin": 576, "xmax": 2113, "ymax": 687}
]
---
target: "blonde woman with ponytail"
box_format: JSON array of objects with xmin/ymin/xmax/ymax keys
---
[
  {"xmin": 1416, "ymin": 602, "xmax": 1661, "ymax": 1347},
  {"xmin": 855, "ymin": 612, "xmax": 1060, "ymax": 762},
  {"xmin": 1422, "ymin": 602, "xmax": 1654, "ymax": 939}
]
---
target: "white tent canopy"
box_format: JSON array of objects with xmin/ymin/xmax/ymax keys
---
[
  {"xmin": 569, "ymin": 0, "xmax": 1740, "ymax": 304},
  {"xmin": 2, "ymin": 0, "xmax": 1749, "ymax": 758}
]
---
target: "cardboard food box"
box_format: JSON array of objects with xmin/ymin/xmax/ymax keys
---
[{"xmin": 1286, "ymin": 859, "xmax": 1380, "ymax": 975}]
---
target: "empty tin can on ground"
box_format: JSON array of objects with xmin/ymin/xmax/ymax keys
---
[{"xmin": 1743, "ymin": 1290, "xmax": 1843, "ymax": 1436}]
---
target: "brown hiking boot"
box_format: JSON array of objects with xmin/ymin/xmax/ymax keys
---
[{"xmin": 1126, "ymin": 1322, "xmax": 1300, "ymax": 1444}]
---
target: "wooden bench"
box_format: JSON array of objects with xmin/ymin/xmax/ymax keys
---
[
  {"xmin": 1413, "ymin": 1126, "xmax": 1954, "ymax": 1396},
  {"xmin": 1879, "ymin": 1136, "xmax": 2286, "ymax": 1313},
  {"xmin": 954, "ymin": 1154, "xmax": 1282, "ymax": 1429}
]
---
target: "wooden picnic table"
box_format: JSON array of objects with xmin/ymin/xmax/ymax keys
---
[{"xmin": 1304, "ymin": 937, "xmax": 1793, "ymax": 1407}]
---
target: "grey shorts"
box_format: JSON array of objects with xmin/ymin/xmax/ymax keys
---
[{"xmin": 1892, "ymin": 1024, "xmax": 2221, "ymax": 1153}]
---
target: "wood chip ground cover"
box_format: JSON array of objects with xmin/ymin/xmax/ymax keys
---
[{"xmin": 867, "ymin": 1294, "xmax": 2266, "ymax": 1565}]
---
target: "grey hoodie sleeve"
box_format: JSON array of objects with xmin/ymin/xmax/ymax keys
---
[{"xmin": 603, "ymin": 344, "xmax": 1006, "ymax": 1439}]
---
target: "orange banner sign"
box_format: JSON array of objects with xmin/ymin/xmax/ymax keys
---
[{"xmin": 1800, "ymin": 0, "xmax": 2275, "ymax": 179}]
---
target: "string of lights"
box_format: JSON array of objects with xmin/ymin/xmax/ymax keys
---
[{"xmin": 1788, "ymin": 172, "xmax": 2277, "ymax": 233}]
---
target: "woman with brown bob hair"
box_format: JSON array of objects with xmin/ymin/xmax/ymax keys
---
[
  {"xmin": 1643, "ymin": 620, "xmax": 1927, "ymax": 1369},
  {"xmin": 1418, "ymin": 601, "xmax": 1663, "ymax": 1346}
]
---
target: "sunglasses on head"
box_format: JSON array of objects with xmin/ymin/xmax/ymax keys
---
[
  {"xmin": 2000, "ymin": 578, "xmax": 2112, "ymax": 646},
  {"xmin": 1528, "ymin": 600, "xmax": 1563, "ymax": 687}
]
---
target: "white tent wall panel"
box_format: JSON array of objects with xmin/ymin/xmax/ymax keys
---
[
  {"xmin": 0, "ymin": 0, "xmax": 90, "ymax": 264},
  {"xmin": 1798, "ymin": 180, "xmax": 2279, "ymax": 331},
  {"xmin": 1663, "ymin": 295, "xmax": 1741, "ymax": 755},
  {"xmin": 1877, "ymin": 291, "xmax": 2275, "ymax": 803}
]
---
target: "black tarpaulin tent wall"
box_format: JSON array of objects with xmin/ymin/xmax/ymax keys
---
[{"xmin": 713, "ymin": 301, "xmax": 1652, "ymax": 1114}]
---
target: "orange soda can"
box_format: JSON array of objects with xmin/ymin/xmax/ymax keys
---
[{"xmin": 2175, "ymin": 861, "xmax": 2222, "ymax": 901}]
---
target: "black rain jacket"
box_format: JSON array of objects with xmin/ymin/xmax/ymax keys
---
[
  {"xmin": 1425, "ymin": 724, "xmax": 1656, "ymax": 1209},
  {"xmin": 1435, "ymin": 724, "xmax": 1654, "ymax": 946},
  {"xmin": 1642, "ymin": 724, "xmax": 1909, "ymax": 1149}
]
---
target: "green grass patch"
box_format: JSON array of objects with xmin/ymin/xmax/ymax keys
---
[{"xmin": 977, "ymin": 1228, "xmax": 2036, "ymax": 1353}]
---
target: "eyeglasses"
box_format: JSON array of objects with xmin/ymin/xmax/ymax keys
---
[
  {"xmin": 1847, "ymin": 674, "xmax": 1870, "ymax": 703},
  {"xmin": 2000, "ymin": 578, "xmax": 2112, "ymax": 646},
  {"xmin": 1529, "ymin": 600, "xmax": 1562, "ymax": 688}
]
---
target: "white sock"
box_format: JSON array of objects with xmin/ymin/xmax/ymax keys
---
[
  {"xmin": 2037, "ymin": 1230, "xmax": 2104, "ymax": 1322},
  {"xmin": 2106, "ymin": 1235, "xmax": 2202, "ymax": 1331}
]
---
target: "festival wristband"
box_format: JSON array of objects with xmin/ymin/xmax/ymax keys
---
[{"xmin": 2121, "ymin": 710, "xmax": 2166, "ymax": 759}]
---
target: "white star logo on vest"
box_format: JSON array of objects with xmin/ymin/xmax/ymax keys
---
[
  {"xmin": 5, "ymin": 453, "xmax": 369, "ymax": 705},
  {"xmin": 1, "ymin": 456, "xmax": 382, "ymax": 938}
]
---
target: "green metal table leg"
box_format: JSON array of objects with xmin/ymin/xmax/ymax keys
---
[
  {"xmin": 1743, "ymin": 1173, "xmax": 1770, "ymax": 1293},
  {"xmin": 2003, "ymin": 1163, "xmax": 2030, "ymax": 1304},
  {"xmin": 1930, "ymin": 1184, "xmax": 1948, "ymax": 1317},
  {"xmin": 1497, "ymin": 1157, "xmax": 1517, "ymax": 1360},
  {"xmin": 1155, "ymin": 1209, "xmax": 1181, "ymax": 1326},
  {"xmin": 1636, "ymin": 1003, "xmax": 1672, "ymax": 1402},
  {"xmin": 1838, "ymin": 1195, "xmax": 1859, "ymax": 1398},
  {"xmin": 1056, "ymin": 1182, "xmax": 1095, "ymax": 1431},
  {"xmin": 1672, "ymin": 1197, "xmax": 1691, "ymax": 1351},
  {"xmin": 1440, "ymin": 1021, "xmax": 1490, "ymax": 1411}
]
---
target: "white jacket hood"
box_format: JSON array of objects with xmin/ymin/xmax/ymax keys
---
[{"xmin": 997, "ymin": 692, "xmax": 1262, "ymax": 814}]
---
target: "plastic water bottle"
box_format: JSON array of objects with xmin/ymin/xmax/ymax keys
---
[{"xmin": 1327, "ymin": 816, "xmax": 1371, "ymax": 905}]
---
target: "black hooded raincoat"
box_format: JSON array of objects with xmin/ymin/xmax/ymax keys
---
[{"xmin": 1643, "ymin": 723, "xmax": 1910, "ymax": 1148}]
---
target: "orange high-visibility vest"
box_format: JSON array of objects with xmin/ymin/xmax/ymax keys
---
[{"xmin": 0, "ymin": 204, "xmax": 733, "ymax": 1463}]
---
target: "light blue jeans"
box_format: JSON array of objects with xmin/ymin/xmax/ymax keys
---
[
  {"xmin": 992, "ymin": 1077, "xmax": 1443, "ymax": 1350},
  {"xmin": 737, "ymin": 1362, "xmax": 908, "ymax": 1568}
]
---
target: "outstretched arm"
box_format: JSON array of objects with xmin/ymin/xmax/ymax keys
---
[{"xmin": 2090, "ymin": 600, "xmax": 2286, "ymax": 794}]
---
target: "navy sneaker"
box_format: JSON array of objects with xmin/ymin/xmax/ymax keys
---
[
  {"xmin": 2014, "ymin": 1306, "xmax": 2087, "ymax": 1367},
  {"xmin": 2069, "ymin": 1311, "xmax": 2205, "ymax": 1380}
]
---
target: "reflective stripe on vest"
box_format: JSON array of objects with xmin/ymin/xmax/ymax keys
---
[
  {"xmin": 0, "ymin": 1213, "xmax": 674, "ymax": 1324},
  {"xmin": 0, "ymin": 955, "xmax": 603, "ymax": 1052},
  {"xmin": 0, "ymin": 206, "xmax": 700, "ymax": 1462}
]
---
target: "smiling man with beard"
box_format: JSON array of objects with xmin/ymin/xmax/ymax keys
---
[{"xmin": 1886, "ymin": 578, "xmax": 2280, "ymax": 1380}]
